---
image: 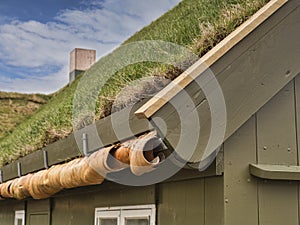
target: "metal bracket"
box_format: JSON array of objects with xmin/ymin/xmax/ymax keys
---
[
  {"xmin": 82, "ymin": 133, "xmax": 88, "ymax": 156},
  {"xmin": 17, "ymin": 162, "xmax": 22, "ymax": 177},
  {"xmin": 43, "ymin": 149, "xmax": 49, "ymax": 169}
]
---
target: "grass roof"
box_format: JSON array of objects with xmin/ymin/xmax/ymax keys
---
[
  {"xmin": 0, "ymin": 0, "xmax": 269, "ymax": 166},
  {"xmin": 0, "ymin": 92, "xmax": 49, "ymax": 140}
]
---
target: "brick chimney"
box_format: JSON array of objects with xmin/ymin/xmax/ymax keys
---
[{"xmin": 69, "ymin": 48, "xmax": 96, "ymax": 82}]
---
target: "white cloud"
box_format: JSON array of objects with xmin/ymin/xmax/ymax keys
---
[
  {"xmin": 0, "ymin": 66, "xmax": 69, "ymax": 94},
  {"xmin": 0, "ymin": 0, "xmax": 181, "ymax": 94}
]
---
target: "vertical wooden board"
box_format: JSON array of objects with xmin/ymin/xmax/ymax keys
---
[
  {"xmin": 0, "ymin": 200, "xmax": 24, "ymax": 225},
  {"xmin": 29, "ymin": 214, "xmax": 50, "ymax": 225},
  {"xmin": 158, "ymin": 179, "xmax": 205, "ymax": 225},
  {"xmin": 52, "ymin": 183, "xmax": 155, "ymax": 225},
  {"xmin": 223, "ymin": 116, "xmax": 258, "ymax": 225},
  {"xmin": 205, "ymin": 176, "xmax": 224, "ymax": 225},
  {"xmin": 257, "ymin": 80, "xmax": 298, "ymax": 225},
  {"xmin": 258, "ymin": 180, "xmax": 298, "ymax": 225},
  {"xmin": 52, "ymin": 195, "xmax": 94, "ymax": 225},
  {"xmin": 27, "ymin": 199, "xmax": 51, "ymax": 225},
  {"xmin": 0, "ymin": 201, "xmax": 13, "ymax": 225},
  {"xmin": 257, "ymin": 81, "xmax": 297, "ymax": 164},
  {"xmin": 27, "ymin": 199, "xmax": 50, "ymax": 214},
  {"xmin": 295, "ymin": 75, "xmax": 300, "ymax": 164},
  {"xmin": 294, "ymin": 75, "xmax": 300, "ymax": 225}
]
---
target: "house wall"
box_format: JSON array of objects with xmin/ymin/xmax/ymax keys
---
[
  {"xmin": 0, "ymin": 174, "xmax": 223, "ymax": 225},
  {"xmin": 51, "ymin": 183, "xmax": 155, "ymax": 225},
  {"xmin": 223, "ymin": 77, "xmax": 300, "ymax": 225},
  {"xmin": 2, "ymin": 75, "xmax": 299, "ymax": 225},
  {"xmin": 158, "ymin": 177, "xmax": 223, "ymax": 225},
  {"xmin": 0, "ymin": 200, "xmax": 24, "ymax": 225}
]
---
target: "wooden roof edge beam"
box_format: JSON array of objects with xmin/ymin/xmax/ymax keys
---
[{"xmin": 135, "ymin": 0, "xmax": 288, "ymax": 119}]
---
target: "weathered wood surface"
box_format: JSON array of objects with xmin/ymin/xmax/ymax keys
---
[
  {"xmin": 27, "ymin": 199, "xmax": 51, "ymax": 225},
  {"xmin": 224, "ymin": 116, "xmax": 258, "ymax": 225},
  {"xmin": 256, "ymin": 81, "xmax": 298, "ymax": 225}
]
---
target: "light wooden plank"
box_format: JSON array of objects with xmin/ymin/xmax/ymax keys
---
[
  {"xmin": 223, "ymin": 116, "xmax": 258, "ymax": 225},
  {"xmin": 135, "ymin": 0, "xmax": 288, "ymax": 119},
  {"xmin": 257, "ymin": 81, "xmax": 298, "ymax": 225}
]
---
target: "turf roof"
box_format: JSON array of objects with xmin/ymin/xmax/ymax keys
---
[{"xmin": 0, "ymin": 0, "xmax": 270, "ymax": 166}]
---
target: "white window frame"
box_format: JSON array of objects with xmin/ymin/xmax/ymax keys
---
[
  {"xmin": 95, "ymin": 205, "xmax": 155, "ymax": 225},
  {"xmin": 95, "ymin": 210, "xmax": 120, "ymax": 225},
  {"xmin": 14, "ymin": 210, "xmax": 25, "ymax": 225}
]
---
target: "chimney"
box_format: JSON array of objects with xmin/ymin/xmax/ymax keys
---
[{"xmin": 69, "ymin": 48, "xmax": 96, "ymax": 82}]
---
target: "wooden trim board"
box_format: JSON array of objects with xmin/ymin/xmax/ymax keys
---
[{"xmin": 250, "ymin": 164, "xmax": 300, "ymax": 181}]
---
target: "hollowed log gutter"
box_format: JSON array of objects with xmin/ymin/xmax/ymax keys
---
[{"xmin": 0, "ymin": 132, "xmax": 162, "ymax": 200}]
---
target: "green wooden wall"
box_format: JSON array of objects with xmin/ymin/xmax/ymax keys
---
[
  {"xmin": 157, "ymin": 177, "xmax": 223, "ymax": 225},
  {"xmin": 0, "ymin": 200, "xmax": 24, "ymax": 225},
  {"xmin": 223, "ymin": 78, "xmax": 300, "ymax": 225}
]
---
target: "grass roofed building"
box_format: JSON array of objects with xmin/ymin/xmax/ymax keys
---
[{"xmin": 1, "ymin": 0, "xmax": 300, "ymax": 224}]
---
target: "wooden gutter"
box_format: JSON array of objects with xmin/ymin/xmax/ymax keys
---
[{"xmin": 0, "ymin": 133, "xmax": 161, "ymax": 200}]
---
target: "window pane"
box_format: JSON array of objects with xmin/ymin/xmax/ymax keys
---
[
  {"xmin": 125, "ymin": 218, "xmax": 149, "ymax": 225},
  {"xmin": 99, "ymin": 218, "xmax": 118, "ymax": 225},
  {"xmin": 17, "ymin": 219, "xmax": 23, "ymax": 225}
]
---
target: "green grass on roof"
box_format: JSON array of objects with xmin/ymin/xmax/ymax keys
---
[
  {"xmin": 0, "ymin": 0, "xmax": 269, "ymax": 166},
  {"xmin": 0, "ymin": 92, "xmax": 49, "ymax": 140}
]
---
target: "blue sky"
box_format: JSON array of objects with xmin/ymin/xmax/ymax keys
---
[{"xmin": 0, "ymin": 0, "xmax": 180, "ymax": 94}]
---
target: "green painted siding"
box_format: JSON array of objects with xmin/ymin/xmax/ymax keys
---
[
  {"xmin": 157, "ymin": 179, "xmax": 205, "ymax": 225},
  {"xmin": 51, "ymin": 183, "xmax": 155, "ymax": 225},
  {"xmin": 0, "ymin": 201, "xmax": 24, "ymax": 225}
]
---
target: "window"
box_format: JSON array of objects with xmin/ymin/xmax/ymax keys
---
[
  {"xmin": 95, "ymin": 205, "xmax": 155, "ymax": 225},
  {"xmin": 14, "ymin": 210, "xmax": 25, "ymax": 225}
]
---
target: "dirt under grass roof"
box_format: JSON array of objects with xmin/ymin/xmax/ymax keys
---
[{"xmin": 0, "ymin": 0, "xmax": 270, "ymax": 166}]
